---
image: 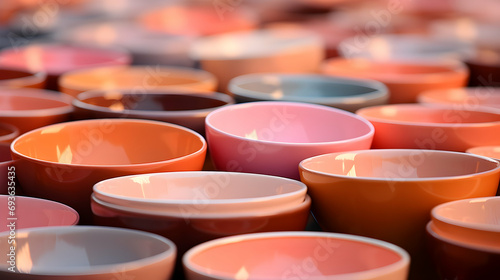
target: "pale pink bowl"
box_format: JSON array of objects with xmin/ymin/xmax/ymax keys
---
[
  {"xmin": 205, "ymin": 101, "xmax": 374, "ymax": 179},
  {"xmin": 418, "ymin": 87, "xmax": 500, "ymax": 112},
  {"xmin": 356, "ymin": 104, "xmax": 500, "ymax": 151},
  {"xmin": 0, "ymin": 195, "xmax": 79, "ymax": 230},
  {"xmin": 183, "ymin": 231, "xmax": 410, "ymax": 280}
]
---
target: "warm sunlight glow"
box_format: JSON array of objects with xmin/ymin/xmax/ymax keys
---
[
  {"xmin": 16, "ymin": 243, "xmax": 33, "ymax": 273},
  {"xmin": 455, "ymin": 18, "xmax": 477, "ymax": 41},
  {"xmin": 235, "ymin": 266, "xmax": 250, "ymax": 280},
  {"xmin": 335, "ymin": 153, "xmax": 358, "ymax": 177},
  {"xmin": 94, "ymin": 25, "xmax": 117, "ymax": 45},
  {"xmin": 40, "ymin": 125, "xmax": 64, "ymax": 134},
  {"xmin": 218, "ymin": 37, "xmax": 243, "ymax": 58},
  {"xmin": 380, "ymin": 107, "xmax": 399, "ymax": 117},
  {"xmin": 368, "ymin": 38, "xmax": 392, "ymax": 60},
  {"xmin": 57, "ymin": 145, "xmax": 73, "ymax": 164},
  {"xmin": 109, "ymin": 102, "xmax": 125, "ymax": 111},
  {"xmin": 270, "ymin": 89, "xmax": 284, "ymax": 99},
  {"xmin": 244, "ymin": 129, "xmax": 258, "ymax": 140},
  {"xmin": 132, "ymin": 176, "xmax": 151, "ymax": 199},
  {"xmin": 24, "ymin": 46, "xmax": 44, "ymax": 73}
]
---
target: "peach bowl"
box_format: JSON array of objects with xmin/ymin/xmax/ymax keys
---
[
  {"xmin": 356, "ymin": 104, "xmax": 500, "ymax": 151},
  {"xmin": 93, "ymin": 171, "xmax": 307, "ymax": 214},
  {"xmin": 11, "ymin": 119, "xmax": 207, "ymax": 223},
  {"xmin": 0, "ymin": 44, "xmax": 131, "ymax": 90},
  {"xmin": 72, "ymin": 89, "xmax": 234, "ymax": 135},
  {"xmin": 418, "ymin": 87, "xmax": 500, "ymax": 112},
  {"xmin": 205, "ymin": 101, "xmax": 374, "ymax": 179},
  {"xmin": 228, "ymin": 73, "xmax": 389, "ymax": 112},
  {"xmin": 59, "ymin": 65, "xmax": 217, "ymax": 97},
  {"xmin": 321, "ymin": 58, "xmax": 469, "ymax": 104},
  {"xmin": 0, "ymin": 226, "xmax": 177, "ymax": 280},
  {"xmin": 0, "ymin": 67, "xmax": 46, "ymax": 89},
  {"xmin": 0, "ymin": 88, "xmax": 73, "ymax": 133},
  {"xmin": 0, "ymin": 195, "xmax": 79, "ymax": 230},
  {"xmin": 0, "ymin": 122, "xmax": 19, "ymax": 144},
  {"xmin": 183, "ymin": 231, "xmax": 410, "ymax": 280}
]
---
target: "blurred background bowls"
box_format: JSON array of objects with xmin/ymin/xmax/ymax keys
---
[
  {"xmin": 0, "ymin": 143, "xmax": 14, "ymax": 194},
  {"xmin": 464, "ymin": 48, "xmax": 500, "ymax": 87},
  {"xmin": 228, "ymin": 73, "xmax": 389, "ymax": 112},
  {"xmin": 11, "ymin": 119, "xmax": 207, "ymax": 223},
  {"xmin": 183, "ymin": 231, "xmax": 410, "ymax": 280},
  {"xmin": 0, "ymin": 67, "xmax": 46, "ymax": 89},
  {"xmin": 0, "ymin": 226, "xmax": 177, "ymax": 280},
  {"xmin": 206, "ymin": 101, "xmax": 374, "ymax": 179},
  {"xmin": 72, "ymin": 89, "xmax": 234, "ymax": 135},
  {"xmin": 0, "ymin": 122, "xmax": 19, "ymax": 144},
  {"xmin": 356, "ymin": 104, "xmax": 500, "ymax": 151},
  {"xmin": 418, "ymin": 87, "xmax": 500, "ymax": 112}
]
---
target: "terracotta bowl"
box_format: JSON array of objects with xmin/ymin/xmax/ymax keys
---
[
  {"xmin": 418, "ymin": 87, "xmax": 500, "ymax": 112},
  {"xmin": 0, "ymin": 67, "xmax": 46, "ymax": 89}
]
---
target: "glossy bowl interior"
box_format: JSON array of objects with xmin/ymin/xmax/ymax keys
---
[
  {"xmin": 93, "ymin": 171, "xmax": 307, "ymax": 214},
  {"xmin": 418, "ymin": 87, "xmax": 500, "ymax": 111},
  {"xmin": 0, "ymin": 195, "xmax": 79, "ymax": 230},
  {"xmin": 0, "ymin": 67, "xmax": 46, "ymax": 89},
  {"xmin": 183, "ymin": 231, "xmax": 410, "ymax": 280}
]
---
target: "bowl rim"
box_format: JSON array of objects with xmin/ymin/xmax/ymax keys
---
[
  {"xmin": 0, "ymin": 122, "xmax": 19, "ymax": 143},
  {"xmin": 0, "ymin": 67, "xmax": 47, "ymax": 87},
  {"xmin": 0, "ymin": 88, "xmax": 74, "ymax": 117},
  {"xmin": 356, "ymin": 103, "xmax": 500, "ymax": 127},
  {"xmin": 466, "ymin": 146, "xmax": 500, "ymax": 160},
  {"xmin": 73, "ymin": 89, "xmax": 235, "ymax": 117},
  {"xmin": 93, "ymin": 171, "xmax": 307, "ymax": 206},
  {"xmin": 299, "ymin": 149, "xmax": 500, "ymax": 182},
  {"xmin": 182, "ymin": 231, "xmax": 410, "ymax": 280},
  {"xmin": 0, "ymin": 225, "xmax": 177, "ymax": 275},
  {"xmin": 228, "ymin": 73, "xmax": 389, "ymax": 104},
  {"xmin": 205, "ymin": 101, "xmax": 375, "ymax": 146},
  {"xmin": 418, "ymin": 87, "xmax": 500, "ymax": 105},
  {"xmin": 10, "ymin": 118, "xmax": 207, "ymax": 168}
]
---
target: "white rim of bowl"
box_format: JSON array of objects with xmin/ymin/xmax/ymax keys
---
[
  {"xmin": 205, "ymin": 101, "xmax": 375, "ymax": 146},
  {"xmin": 10, "ymin": 118, "xmax": 207, "ymax": 168},
  {"xmin": 0, "ymin": 89, "xmax": 73, "ymax": 117},
  {"xmin": 0, "ymin": 226, "xmax": 176, "ymax": 275},
  {"xmin": 183, "ymin": 231, "xmax": 410, "ymax": 280}
]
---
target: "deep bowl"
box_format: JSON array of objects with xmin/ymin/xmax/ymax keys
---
[
  {"xmin": 11, "ymin": 119, "xmax": 207, "ymax": 223},
  {"xmin": 72, "ymin": 89, "xmax": 234, "ymax": 135},
  {"xmin": 205, "ymin": 101, "xmax": 374, "ymax": 179},
  {"xmin": 0, "ymin": 67, "xmax": 46, "ymax": 89},
  {"xmin": 0, "ymin": 226, "xmax": 177, "ymax": 280},
  {"xmin": 356, "ymin": 104, "xmax": 500, "ymax": 151},
  {"xmin": 418, "ymin": 87, "xmax": 500, "ymax": 112},
  {"xmin": 183, "ymin": 231, "xmax": 410, "ymax": 280},
  {"xmin": 228, "ymin": 73, "xmax": 389, "ymax": 112}
]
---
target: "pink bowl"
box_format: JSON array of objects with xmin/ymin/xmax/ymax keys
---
[
  {"xmin": 0, "ymin": 195, "xmax": 79, "ymax": 230},
  {"xmin": 205, "ymin": 101, "xmax": 374, "ymax": 179}
]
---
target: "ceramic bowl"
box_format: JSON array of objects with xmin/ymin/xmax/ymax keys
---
[
  {"xmin": 464, "ymin": 48, "xmax": 500, "ymax": 87},
  {"xmin": 467, "ymin": 146, "xmax": 500, "ymax": 160},
  {"xmin": 72, "ymin": 89, "xmax": 234, "ymax": 135},
  {"xmin": 0, "ymin": 226, "xmax": 177, "ymax": 280},
  {"xmin": 0, "ymin": 67, "xmax": 46, "ymax": 89},
  {"xmin": 59, "ymin": 65, "xmax": 217, "ymax": 97},
  {"xmin": 418, "ymin": 87, "xmax": 500, "ymax": 112},
  {"xmin": 189, "ymin": 27, "xmax": 324, "ymax": 92},
  {"xmin": 0, "ymin": 143, "xmax": 14, "ymax": 194},
  {"xmin": 427, "ymin": 221, "xmax": 500, "ymax": 280},
  {"xmin": 205, "ymin": 101, "xmax": 374, "ymax": 179},
  {"xmin": 183, "ymin": 231, "xmax": 410, "ymax": 280},
  {"xmin": 0, "ymin": 88, "xmax": 73, "ymax": 133},
  {"xmin": 228, "ymin": 73, "xmax": 389, "ymax": 112},
  {"xmin": 0, "ymin": 122, "xmax": 19, "ymax": 144},
  {"xmin": 299, "ymin": 149, "xmax": 500, "ymax": 272},
  {"xmin": 11, "ymin": 119, "xmax": 207, "ymax": 223},
  {"xmin": 93, "ymin": 171, "xmax": 307, "ymax": 214},
  {"xmin": 322, "ymin": 58, "xmax": 469, "ymax": 104},
  {"xmin": 0, "ymin": 195, "xmax": 79, "ymax": 230},
  {"xmin": 356, "ymin": 104, "xmax": 500, "ymax": 151},
  {"xmin": 0, "ymin": 44, "xmax": 131, "ymax": 90}
]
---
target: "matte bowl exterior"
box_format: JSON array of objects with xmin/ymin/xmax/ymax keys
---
[
  {"xmin": 0, "ymin": 226, "xmax": 176, "ymax": 280},
  {"xmin": 356, "ymin": 104, "xmax": 500, "ymax": 152},
  {"xmin": 0, "ymin": 67, "xmax": 46, "ymax": 89},
  {"xmin": 11, "ymin": 119, "xmax": 207, "ymax": 223}
]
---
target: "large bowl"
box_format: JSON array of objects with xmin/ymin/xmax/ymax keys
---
[
  {"xmin": 205, "ymin": 101, "xmax": 374, "ymax": 179},
  {"xmin": 183, "ymin": 231, "xmax": 410, "ymax": 280},
  {"xmin": 321, "ymin": 58, "xmax": 469, "ymax": 104},
  {"xmin": 0, "ymin": 226, "xmax": 177, "ymax": 280},
  {"xmin": 11, "ymin": 119, "xmax": 207, "ymax": 223},
  {"xmin": 0, "ymin": 67, "xmax": 46, "ymax": 89},
  {"xmin": 72, "ymin": 89, "xmax": 234, "ymax": 135},
  {"xmin": 59, "ymin": 65, "xmax": 217, "ymax": 97},
  {"xmin": 418, "ymin": 87, "xmax": 500, "ymax": 112},
  {"xmin": 228, "ymin": 73, "xmax": 389, "ymax": 112},
  {"xmin": 0, "ymin": 88, "xmax": 73, "ymax": 133},
  {"xmin": 356, "ymin": 104, "xmax": 500, "ymax": 151}
]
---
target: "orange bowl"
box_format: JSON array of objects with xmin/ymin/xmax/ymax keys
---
[{"xmin": 0, "ymin": 67, "xmax": 46, "ymax": 89}]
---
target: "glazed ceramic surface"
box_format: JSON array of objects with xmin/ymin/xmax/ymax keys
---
[{"xmin": 0, "ymin": 67, "xmax": 46, "ymax": 89}]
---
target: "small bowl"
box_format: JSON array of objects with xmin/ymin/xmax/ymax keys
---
[
  {"xmin": 0, "ymin": 88, "xmax": 73, "ymax": 133},
  {"xmin": 72, "ymin": 89, "xmax": 234, "ymax": 135},
  {"xmin": 418, "ymin": 87, "xmax": 500, "ymax": 112},
  {"xmin": 11, "ymin": 119, "xmax": 207, "ymax": 223},
  {"xmin": 0, "ymin": 67, "xmax": 46, "ymax": 89},
  {"xmin": 322, "ymin": 58, "xmax": 469, "ymax": 104},
  {"xmin": 0, "ymin": 226, "xmax": 177, "ymax": 279},
  {"xmin": 59, "ymin": 65, "xmax": 217, "ymax": 97},
  {"xmin": 427, "ymin": 221, "xmax": 500, "ymax": 280},
  {"xmin": 93, "ymin": 171, "xmax": 307, "ymax": 214},
  {"xmin": 0, "ymin": 44, "xmax": 131, "ymax": 90},
  {"xmin": 356, "ymin": 104, "xmax": 500, "ymax": 151},
  {"xmin": 190, "ymin": 27, "xmax": 324, "ymax": 92},
  {"xmin": 228, "ymin": 73, "xmax": 389, "ymax": 112},
  {"xmin": 464, "ymin": 48, "xmax": 500, "ymax": 87},
  {"xmin": 0, "ymin": 195, "xmax": 79, "ymax": 230},
  {"xmin": 0, "ymin": 122, "xmax": 19, "ymax": 144},
  {"xmin": 206, "ymin": 101, "xmax": 374, "ymax": 179},
  {"xmin": 183, "ymin": 231, "xmax": 410, "ymax": 280}
]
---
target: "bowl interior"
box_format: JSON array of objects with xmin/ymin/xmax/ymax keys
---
[
  {"xmin": 300, "ymin": 150, "xmax": 499, "ymax": 179},
  {"xmin": 12, "ymin": 120, "xmax": 204, "ymax": 165},
  {"xmin": 0, "ymin": 91, "xmax": 71, "ymax": 111},
  {"xmin": 434, "ymin": 197, "xmax": 500, "ymax": 228},
  {"xmin": 208, "ymin": 103, "xmax": 373, "ymax": 143}
]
